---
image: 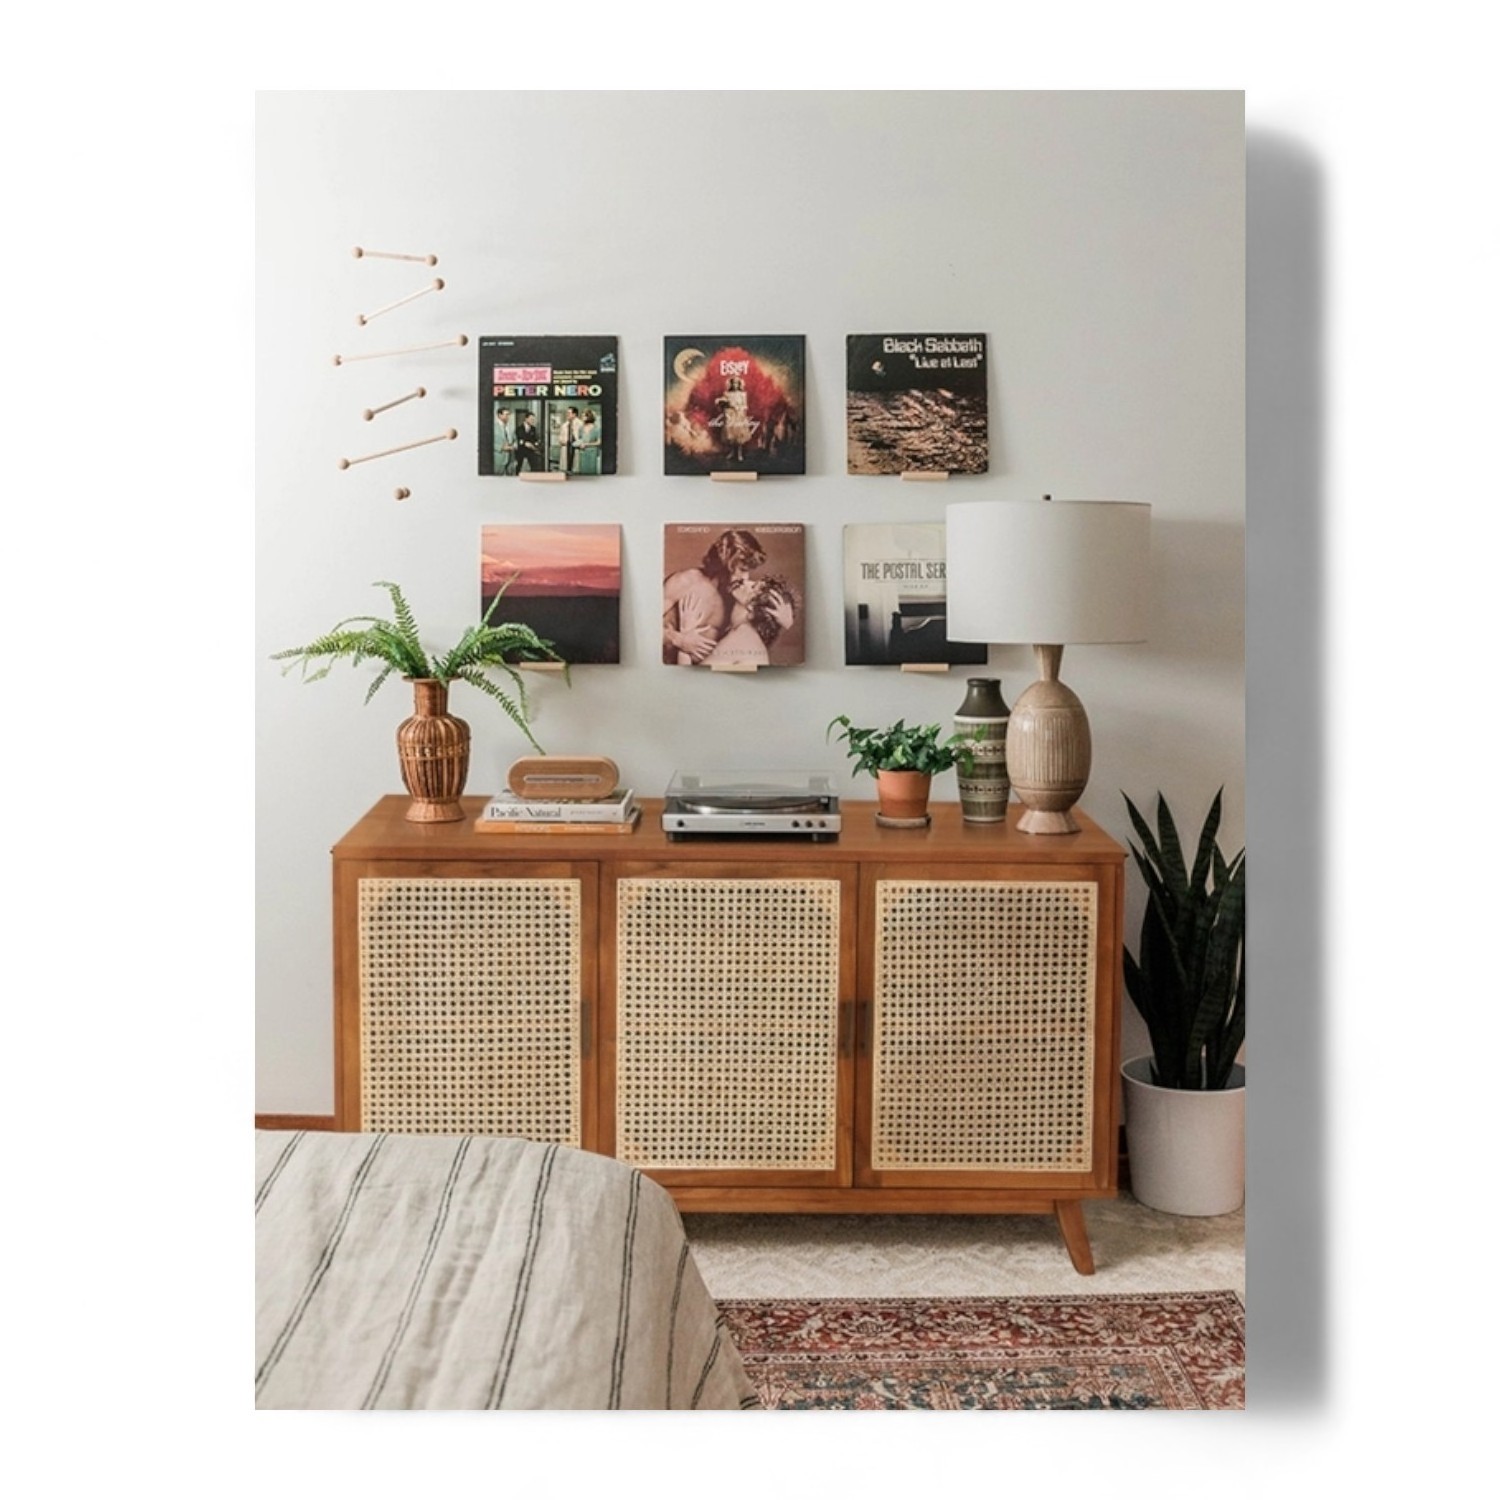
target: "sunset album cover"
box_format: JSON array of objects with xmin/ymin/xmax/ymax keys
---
[{"xmin": 480, "ymin": 524, "xmax": 622, "ymax": 664}]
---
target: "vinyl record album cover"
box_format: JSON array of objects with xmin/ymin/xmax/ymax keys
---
[
  {"xmin": 842, "ymin": 522, "xmax": 987, "ymax": 666},
  {"xmin": 845, "ymin": 333, "xmax": 988, "ymax": 475},
  {"xmin": 480, "ymin": 523, "xmax": 622, "ymax": 664},
  {"xmin": 662, "ymin": 523, "xmax": 806, "ymax": 667},
  {"xmin": 479, "ymin": 335, "xmax": 618, "ymax": 476},
  {"xmin": 663, "ymin": 336, "xmax": 805, "ymax": 475}
]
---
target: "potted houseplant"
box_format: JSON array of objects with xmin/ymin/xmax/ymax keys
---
[
  {"xmin": 1120, "ymin": 787, "xmax": 1246, "ymax": 1215},
  {"xmin": 273, "ymin": 579, "xmax": 563, "ymax": 823},
  {"xmin": 827, "ymin": 715, "xmax": 970, "ymax": 823}
]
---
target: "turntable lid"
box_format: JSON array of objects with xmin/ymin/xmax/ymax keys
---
[{"xmin": 665, "ymin": 769, "xmax": 838, "ymax": 808}]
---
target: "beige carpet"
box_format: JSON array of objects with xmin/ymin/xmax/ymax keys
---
[{"xmin": 685, "ymin": 1192, "xmax": 1244, "ymax": 1299}]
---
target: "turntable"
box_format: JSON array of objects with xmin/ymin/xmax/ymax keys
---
[{"xmin": 662, "ymin": 770, "xmax": 841, "ymax": 841}]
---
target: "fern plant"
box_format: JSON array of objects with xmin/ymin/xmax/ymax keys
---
[
  {"xmin": 826, "ymin": 716, "xmax": 971, "ymax": 777},
  {"xmin": 272, "ymin": 579, "xmax": 564, "ymax": 753},
  {"xmin": 1122, "ymin": 788, "xmax": 1246, "ymax": 1091}
]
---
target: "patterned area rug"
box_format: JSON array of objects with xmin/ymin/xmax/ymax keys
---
[{"xmin": 720, "ymin": 1291, "xmax": 1244, "ymax": 1410}]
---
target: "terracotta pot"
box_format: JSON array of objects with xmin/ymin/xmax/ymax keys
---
[
  {"xmin": 875, "ymin": 769, "xmax": 932, "ymax": 821},
  {"xmin": 397, "ymin": 678, "xmax": 470, "ymax": 823}
]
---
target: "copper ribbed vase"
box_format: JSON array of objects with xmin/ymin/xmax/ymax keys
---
[{"xmin": 397, "ymin": 678, "xmax": 470, "ymax": 822}]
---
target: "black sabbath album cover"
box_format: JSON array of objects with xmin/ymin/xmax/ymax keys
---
[
  {"xmin": 663, "ymin": 336, "xmax": 806, "ymax": 476},
  {"xmin": 845, "ymin": 333, "xmax": 989, "ymax": 475},
  {"xmin": 842, "ymin": 523, "xmax": 987, "ymax": 666},
  {"xmin": 478, "ymin": 335, "xmax": 618, "ymax": 477}
]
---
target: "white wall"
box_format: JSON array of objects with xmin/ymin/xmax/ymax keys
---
[{"xmin": 256, "ymin": 91, "xmax": 1244, "ymax": 1114}]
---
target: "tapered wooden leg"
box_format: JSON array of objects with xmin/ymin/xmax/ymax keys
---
[{"xmin": 1054, "ymin": 1200, "xmax": 1095, "ymax": 1275}]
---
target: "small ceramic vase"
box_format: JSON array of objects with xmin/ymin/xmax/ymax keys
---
[{"xmin": 953, "ymin": 677, "xmax": 1011, "ymax": 823}]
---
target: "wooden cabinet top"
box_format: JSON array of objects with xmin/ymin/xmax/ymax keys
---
[{"xmin": 333, "ymin": 797, "xmax": 1126, "ymax": 866}]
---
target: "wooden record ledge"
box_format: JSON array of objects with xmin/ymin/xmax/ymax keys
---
[{"xmin": 331, "ymin": 797, "xmax": 1126, "ymax": 1274}]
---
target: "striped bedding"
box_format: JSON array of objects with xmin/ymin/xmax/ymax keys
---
[{"xmin": 255, "ymin": 1130, "xmax": 757, "ymax": 1410}]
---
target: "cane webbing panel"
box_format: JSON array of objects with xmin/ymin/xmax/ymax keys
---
[
  {"xmin": 872, "ymin": 880, "xmax": 1097, "ymax": 1172},
  {"xmin": 358, "ymin": 878, "xmax": 581, "ymax": 1143},
  {"xmin": 615, "ymin": 878, "xmax": 841, "ymax": 1171}
]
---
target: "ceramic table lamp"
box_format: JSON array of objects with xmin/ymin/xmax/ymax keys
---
[{"xmin": 945, "ymin": 497, "xmax": 1151, "ymax": 834}]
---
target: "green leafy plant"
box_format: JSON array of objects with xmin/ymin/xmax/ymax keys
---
[
  {"xmin": 272, "ymin": 579, "xmax": 564, "ymax": 753},
  {"xmin": 826, "ymin": 716, "xmax": 971, "ymax": 777},
  {"xmin": 1122, "ymin": 788, "xmax": 1246, "ymax": 1091}
]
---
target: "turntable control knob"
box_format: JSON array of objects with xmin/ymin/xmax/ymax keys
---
[{"xmin": 791, "ymin": 820, "xmax": 802, "ymax": 828}]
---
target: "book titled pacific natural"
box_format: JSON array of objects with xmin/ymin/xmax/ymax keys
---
[
  {"xmin": 480, "ymin": 524, "xmax": 621, "ymax": 665},
  {"xmin": 663, "ymin": 336, "xmax": 805, "ymax": 475},
  {"xmin": 842, "ymin": 523, "xmax": 987, "ymax": 666},
  {"xmin": 478, "ymin": 335, "xmax": 618, "ymax": 477},
  {"xmin": 845, "ymin": 333, "xmax": 989, "ymax": 475}
]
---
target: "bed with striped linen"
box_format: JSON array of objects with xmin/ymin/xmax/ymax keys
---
[{"xmin": 255, "ymin": 1129, "xmax": 757, "ymax": 1410}]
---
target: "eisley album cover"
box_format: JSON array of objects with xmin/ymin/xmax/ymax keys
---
[
  {"xmin": 663, "ymin": 336, "xmax": 805, "ymax": 476},
  {"xmin": 479, "ymin": 336, "xmax": 618, "ymax": 477},
  {"xmin": 845, "ymin": 333, "xmax": 989, "ymax": 475}
]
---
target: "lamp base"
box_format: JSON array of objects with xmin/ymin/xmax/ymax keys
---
[
  {"xmin": 1008, "ymin": 645, "xmax": 1091, "ymax": 837},
  {"xmin": 1015, "ymin": 806, "xmax": 1081, "ymax": 835}
]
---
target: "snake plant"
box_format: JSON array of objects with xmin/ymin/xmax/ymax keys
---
[
  {"xmin": 1122, "ymin": 789, "xmax": 1246, "ymax": 1090},
  {"xmin": 272, "ymin": 579, "xmax": 564, "ymax": 753}
]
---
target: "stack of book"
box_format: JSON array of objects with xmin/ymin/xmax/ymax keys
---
[{"xmin": 474, "ymin": 787, "xmax": 639, "ymax": 835}]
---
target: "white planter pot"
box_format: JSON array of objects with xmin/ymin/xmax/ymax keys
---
[{"xmin": 1121, "ymin": 1055, "xmax": 1245, "ymax": 1217}]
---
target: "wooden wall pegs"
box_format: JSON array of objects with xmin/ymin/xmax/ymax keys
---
[
  {"xmin": 333, "ymin": 334, "xmax": 468, "ymax": 366},
  {"xmin": 899, "ymin": 663, "xmax": 951, "ymax": 673},
  {"xmin": 394, "ymin": 487, "xmax": 412, "ymax": 501},
  {"xmin": 358, "ymin": 280, "xmax": 444, "ymax": 326},
  {"xmin": 352, "ymin": 247, "xmax": 438, "ymax": 265},
  {"xmin": 709, "ymin": 471, "xmax": 758, "ymax": 483},
  {"xmin": 709, "ymin": 661, "xmax": 760, "ymax": 672},
  {"xmin": 519, "ymin": 471, "xmax": 567, "ymax": 484},
  {"xmin": 900, "ymin": 471, "xmax": 950, "ymax": 482},
  {"xmin": 339, "ymin": 429, "xmax": 457, "ymax": 469},
  {"xmin": 363, "ymin": 387, "xmax": 426, "ymax": 421}
]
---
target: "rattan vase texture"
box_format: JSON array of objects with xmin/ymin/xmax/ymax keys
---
[{"xmin": 397, "ymin": 678, "xmax": 470, "ymax": 823}]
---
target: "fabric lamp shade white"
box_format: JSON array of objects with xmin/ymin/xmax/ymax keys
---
[
  {"xmin": 944, "ymin": 498, "xmax": 1151, "ymax": 835},
  {"xmin": 945, "ymin": 499, "xmax": 1151, "ymax": 645}
]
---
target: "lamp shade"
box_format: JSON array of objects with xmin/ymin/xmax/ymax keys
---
[{"xmin": 945, "ymin": 499, "xmax": 1151, "ymax": 644}]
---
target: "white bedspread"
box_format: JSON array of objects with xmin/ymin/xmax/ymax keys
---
[{"xmin": 255, "ymin": 1130, "xmax": 756, "ymax": 1410}]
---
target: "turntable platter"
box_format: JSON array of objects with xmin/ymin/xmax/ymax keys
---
[{"xmin": 677, "ymin": 792, "xmax": 825, "ymax": 815}]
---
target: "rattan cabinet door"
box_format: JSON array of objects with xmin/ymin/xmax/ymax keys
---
[
  {"xmin": 604, "ymin": 864, "xmax": 856, "ymax": 1186},
  {"xmin": 858, "ymin": 865, "xmax": 1111, "ymax": 1190},
  {"xmin": 337, "ymin": 861, "xmax": 597, "ymax": 1146}
]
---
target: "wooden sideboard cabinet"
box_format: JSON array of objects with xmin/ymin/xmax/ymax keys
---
[{"xmin": 332, "ymin": 796, "xmax": 1126, "ymax": 1272}]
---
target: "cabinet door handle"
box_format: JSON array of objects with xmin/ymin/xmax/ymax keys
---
[
  {"xmin": 857, "ymin": 999, "xmax": 871, "ymax": 1058},
  {"xmin": 579, "ymin": 997, "xmax": 592, "ymax": 1060}
]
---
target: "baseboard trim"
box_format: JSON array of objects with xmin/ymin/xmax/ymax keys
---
[{"xmin": 256, "ymin": 1113, "xmax": 337, "ymax": 1132}]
